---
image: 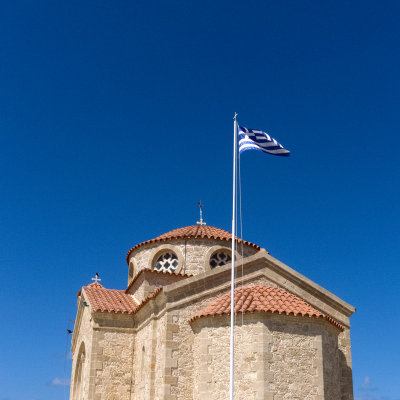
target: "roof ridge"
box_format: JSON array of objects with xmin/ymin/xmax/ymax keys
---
[{"xmin": 86, "ymin": 281, "xmax": 104, "ymax": 289}]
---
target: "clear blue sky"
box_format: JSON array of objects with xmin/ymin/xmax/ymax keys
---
[{"xmin": 0, "ymin": 1, "xmax": 399, "ymax": 399}]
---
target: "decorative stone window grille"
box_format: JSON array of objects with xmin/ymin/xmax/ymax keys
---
[
  {"xmin": 210, "ymin": 251, "xmax": 232, "ymax": 268},
  {"xmin": 154, "ymin": 251, "xmax": 179, "ymax": 273}
]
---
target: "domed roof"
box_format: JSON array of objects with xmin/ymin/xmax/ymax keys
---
[
  {"xmin": 189, "ymin": 285, "xmax": 343, "ymax": 330},
  {"xmin": 126, "ymin": 225, "xmax": 261, "ymax": 264}
]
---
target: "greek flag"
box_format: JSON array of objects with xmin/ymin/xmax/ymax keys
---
[{"xmin": 238, "ymin": 126, "xmax": 290, "ymax": 156}]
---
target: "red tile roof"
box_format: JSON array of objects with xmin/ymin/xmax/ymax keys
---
[
  {"xmin": 83, "ymin": 284, "xmax": 138, "ymax": 314},
  {"xmin": 125, "ymin": 268, "xmax": 192, "ymax": 293},
  {"xmin": 126, "ymin": 225, "xmax": 261, "ymax": 263},
  {"xmin": 87, "ymin": 282, "xmax": 104, "ymax": 289},
  {"xmin": 189, "ymin": 286, "xmax": 343, "ymax": 330},
  {"xmin": 82, "ymin": 283, "xmax": 164, "ymax": 315},
  {"xmin": 76, "ymin": 281, "xmax": 104, "ymax": 297}
]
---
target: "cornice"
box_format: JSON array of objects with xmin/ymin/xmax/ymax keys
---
[
  {"xmin": 72, "ymin": 250, "xmax": 356, "ymax": 334},
  {"xmin": 158, "ymin": 251, "xmax": 356, "ymax": 327}
]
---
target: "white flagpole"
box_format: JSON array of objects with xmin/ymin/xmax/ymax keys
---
[{"xmin": 230, "ymin": 113, "xmax": 238, "ymax": 400}]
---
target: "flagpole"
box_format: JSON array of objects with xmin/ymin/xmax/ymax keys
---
[{"xmin": 230, "ymin": 113, "xmax": 238, "ymax": 400}]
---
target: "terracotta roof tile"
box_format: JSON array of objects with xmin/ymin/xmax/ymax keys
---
[
  {"xmin": 87, "ymin": 282, "xmax": 104, "ymax": 289},
  {"xmin": 189, "ymin": 286, "xmax": 344, "ymax": 330},
  {"xmin": 77, "ymin": 281, "xmax": 104, "ymax": 298},
  {"xmin": 83, "ymin": 284, "xmax": 138, "ymax": 314},
  {"xmin": 83, "ymin": 284, "xmax": 163, "ymax": 315},
  {"xmin": 126, "ymin": 225, "xmax": 261, "ymax": 263}
]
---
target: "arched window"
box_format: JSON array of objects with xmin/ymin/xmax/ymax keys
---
[
  {"xmin": 72, "ymin": 342, "xmax": 86, "ymax": 400},
  {"xmin": 210, "ymin": 251, "xmax": 232, "ymax": 269},
  {"xmin": 154, "ymin": 251, "xmax": 179, "ymax": 273}
]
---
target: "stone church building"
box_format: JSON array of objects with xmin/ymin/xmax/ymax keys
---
[{"xmin": 70, "ymin": 224, "xmax": 355, "ymax": 400}]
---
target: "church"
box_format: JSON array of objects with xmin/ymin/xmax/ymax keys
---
[{"xmin": 69, "ymin": 223, "xmax": 355, "ymax": 400}]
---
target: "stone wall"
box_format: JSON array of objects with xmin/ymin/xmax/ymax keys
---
[
  {"xmin": 154, "ymin": 315, "xmax": 168, "ymax": 400},
  {"xmin": 338, "ymin": 328, "xmax": 354, "ymax": 400},
  {"xmin": 267, "ymin": 315, "xmax": 324, "ymax": 399},
  {"xmin": 322, "ymin": 324, "xmax": 341, "ymax": 399},
  {"xmin": 132, "ymin": 320, "xmax": 152, "ymax": 399},
  {"xmin": 70, "ymin": 305, "xmax": 94, "ymax": 400},
  {"xmin": 132, "ymin": 316, "xmax": 167, "ymax": 400},
  {"xmin": 126, "ymin": 270, "xmax": 189, "ymax": 304},
  {"xmin": 128, "ymin": 238, "xmax": 258, "ymax": 283},
  {"xmin": 154, "ymin": 274, "xmax": 299, "ymax": 400},
  {"xmin": 71, "ymin": 238, "xmax": 354, "ymax": 400},
  {"xmin": 93, "ymin": 329, "xmax": 134, "ymax": 400},
  {"xmin": 191, "ymin": 313, "xmax": 344, "ymax": 400},
  {"xmin": 155, "ymin": 264, "xmax": 351, "ymax": 400},
  {"xmin": 73, "ymin": 298, "xmax": 350, "ymax": 400},
  {"xmin": 192, "ymin": 316, "xmax": 266, "ymax": 400}
]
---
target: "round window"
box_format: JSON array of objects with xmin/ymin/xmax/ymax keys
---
[
  {"xmin": 210, "ymin": 251, "xmax": 232, "ymax": 269},
  {"xmin": 154, "ymin": 252, "xmax": 179, "ymax": 273}
]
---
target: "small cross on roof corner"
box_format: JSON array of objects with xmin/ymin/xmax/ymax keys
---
[
  {"xmin": 196, "ymin": 201, "xmax": 206, "ymax": 226},
  {"xmin": 91, "ymin": 272, "xmax": 101, "ymax": 284}
]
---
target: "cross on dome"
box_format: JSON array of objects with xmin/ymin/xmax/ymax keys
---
[{"xmin": 197, "ymin": 201, "xmax": 206, "ymax": 226}]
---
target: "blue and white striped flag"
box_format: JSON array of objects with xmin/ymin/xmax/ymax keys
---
[{"xmin": 238, "ymin": 126, "xmax": 290, "ymax": 156}]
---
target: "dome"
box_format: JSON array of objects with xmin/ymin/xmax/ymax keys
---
[{"xmin": 126, "ymin": 225, "xmax": 261, "ymax": 264}]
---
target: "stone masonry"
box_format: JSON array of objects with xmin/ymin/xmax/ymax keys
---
[{"xmin": 70, "ymin": 225, "xmax": 355, "ymax": 400}]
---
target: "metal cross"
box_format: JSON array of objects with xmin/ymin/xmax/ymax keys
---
[
  {"xmin": 91, "ymin": 272, "xmax": 101, "ymax": 283},
  {"xmin": 196, "ymin": 201, "xmax": 206, "ymax": 226}
]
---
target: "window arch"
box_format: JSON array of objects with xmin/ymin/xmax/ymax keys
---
[
  {"xmin": 149, "ymin": 244, "xmax": 184, "ymax": 274},
  {"xmin": 209, "ymin": 250, "xmax": 232, "ymax": 269},
  {"xmin": 154, "ymin": 251, "xmax": 179, "ymax": 273},
  {"xmin": 72, "ymin": 342, "xmax": 86, "ymax": 400}
]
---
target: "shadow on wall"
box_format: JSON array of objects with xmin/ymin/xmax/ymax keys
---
[{"xmin": 322, "ymin": 326, "xmax": 354, "ymax": 400}]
